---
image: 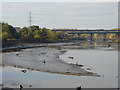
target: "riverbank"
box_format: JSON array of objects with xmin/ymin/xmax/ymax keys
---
[
  {"xmin": 2, "ymin": 47, "xmax": 99, "ymax": 77},
  {"xmin": 2, "ymin": 40, "xmax": 119, "ymax": 52},
  {"xmin": 2, "ymin": 42, "xmax": 75, "ymax": 52}
]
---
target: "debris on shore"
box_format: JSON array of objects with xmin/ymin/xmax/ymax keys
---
[
  {"xmin": 69, "ymin": 56, "xmax": 74, "ymax": 59},
  {"xmin": 21, "ymin": 70, "xmax": 27, "ymax": 73}
]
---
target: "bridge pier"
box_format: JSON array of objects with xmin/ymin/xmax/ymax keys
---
[
  {"xmin": 78, "ymin": 33, "xmax": 81, "ymax": 40},
  {"xmin": 103, "ymin": 33, "xmax": 107, "ymax": 41},
  {"xmin": 90, "ymin": 33, "xmax": 94, "ymax": 41},
  {"xmin": 78, "ymin": 33, "xmax": 80, "ymax": 37}
]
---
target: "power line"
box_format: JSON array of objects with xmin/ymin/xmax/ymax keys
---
[{"xmin": 29, "ymin": 11, "xmax": 32, "ymax": 26}]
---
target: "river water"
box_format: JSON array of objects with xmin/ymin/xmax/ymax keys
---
[
  {"xmin": 1, "ymin": 42, "xmax": 119, "ymax": 88},
  {"xmin": 59, "ymin": 47, "xmax": 118, "ymax": 88}
]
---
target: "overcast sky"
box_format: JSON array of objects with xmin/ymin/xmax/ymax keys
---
[
  {"xmin": 1, "ymin": 1, "xmax": 118, "ymax": 29},
  {"xmin": 1, "ymin": 0, "xmax": 120, "ymax": 2}
]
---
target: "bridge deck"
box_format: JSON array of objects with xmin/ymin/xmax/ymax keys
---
[
  {"xmin": 67, "ymin": 32, "xmax": 119, "ymax": 34},
  {"xmin": 52, "ymin": 30, "xmax": 119, "ymax": 34},
  {"xmin": 52, "ymin": 29, "xmax": 119, "ymax": 32}
]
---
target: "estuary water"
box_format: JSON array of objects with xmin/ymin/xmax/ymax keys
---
[{"xmin": 2, "ymin": 42, "xmax": 119, "ymax": 88}]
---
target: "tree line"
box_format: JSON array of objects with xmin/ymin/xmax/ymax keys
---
[
  {"xmin": 1, "ymin": 22, "xmax": 64, "ymax": 42},
  {"xmin": 1, "ymin": 22, "xmax": 65, "ymax": 47}
]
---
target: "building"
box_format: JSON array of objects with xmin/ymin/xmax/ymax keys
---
[{"xmin": 14, "ymin": 27, "xmax": 21, "ymax": 31}]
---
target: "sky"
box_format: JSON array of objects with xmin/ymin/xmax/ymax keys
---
[
  {"xmin": 0, "ymin": 1, "xmax": 119, "ymax": 29},
  {"xmin": 1, "ymin": 0, "xmax": 120, "ymax": 2}
]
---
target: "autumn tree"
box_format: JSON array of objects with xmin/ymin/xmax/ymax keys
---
[
  {"xmin": 47, "ymin": 30, "xmax": 56, "ymax": 41},
  {"xmin": 2, "ymin": 22, "xmax": 18, "ymax": 40}
]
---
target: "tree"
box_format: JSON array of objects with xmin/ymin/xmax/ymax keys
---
[
  {"xmin": 2, "ymin": 32, "xmax": 10, "ymax": 41},
  {"xmin": 28, "ymin": 25, "xmax": 39, "ymax": 33},
  {"xmin": 33, "ymin": 30, "xmax": 41, "ymax": 36},
  {"xmin": 19, "ymin": 27, "xmax": 28, "ymax": 37},
  {"xmin": 57, "ymin": 33, "xmax": 63, "ymax": 40},
  {"xmin": 2, "ymin": 22, "xmax": 18, "ymax": 39},
  {"xmin": 34, "ymin": 35, "xmax": 42, "ymax": 41},
  {"xmin": 47, "ymin": 30, "xmax": 56, "ymax": 41},
  {"xmin": 39, "ymin": 28, "xmax": 48, "ymax": 41}
]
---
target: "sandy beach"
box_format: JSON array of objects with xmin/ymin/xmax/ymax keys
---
[{"xmin": 2, "ymin": 47, "xmax": 99, "ymax": 76}]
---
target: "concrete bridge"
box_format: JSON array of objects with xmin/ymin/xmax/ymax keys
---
[{"xmin": 52, "ymin": 29, "xmax": 119, "ymax": 41}]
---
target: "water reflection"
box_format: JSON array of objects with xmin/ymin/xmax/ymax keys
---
[{"xmin": 61, "ymin": 41, "xmax": 118, "ymax": 50}]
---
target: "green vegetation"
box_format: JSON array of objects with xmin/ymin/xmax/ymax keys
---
[
  {"xmin": 1, "ymin": 22, "xmax": 64, "ymax": 47},
  {"xmin": 2, "ymin": 22, "xmax": 19, "ymax": 40},
  {"xmin": 19, "ymin": 26, "xmax": 61, "ymax": 42}
]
